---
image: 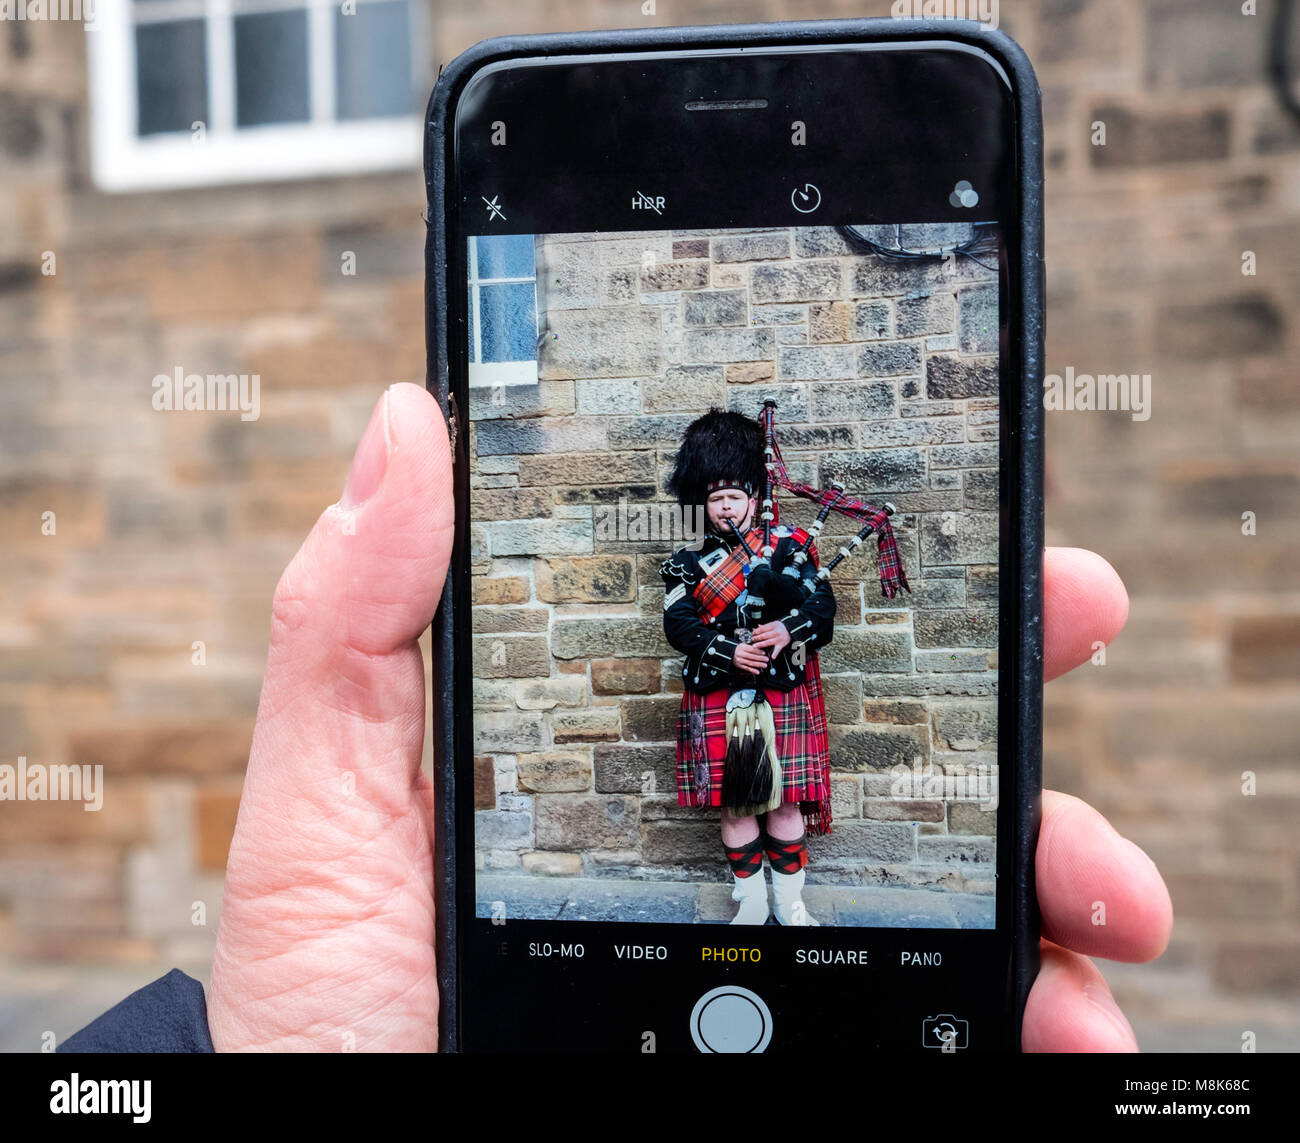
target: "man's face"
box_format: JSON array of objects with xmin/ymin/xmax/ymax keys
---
[{"xmin": 706, "ymin": 488, "xmax": 756, "ymax": 534}]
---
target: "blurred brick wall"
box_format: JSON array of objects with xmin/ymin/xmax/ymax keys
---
[
  {"xmin": 0, "ymin": 12, "xmax": 430, "ymax": 971},
  {"xmin": 1028, "ymin": 0, "xmax": 1300, "ymax": 1049},
  {"xmin": 1, "ymin": 0, "xmax": 1298, "ymax": 1050}
]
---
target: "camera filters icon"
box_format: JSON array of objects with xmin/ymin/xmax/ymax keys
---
[{"xmin": 949, "ymin": 180, "xmax": 980, "ymax": 209}]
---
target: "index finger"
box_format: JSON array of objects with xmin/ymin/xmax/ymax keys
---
[{"xmin": 1044, "ymin": 546, "xmax": 1129, "ymax": 681}]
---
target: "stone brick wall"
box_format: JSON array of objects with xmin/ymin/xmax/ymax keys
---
[{"xmin": 470, "ymin": 224, "xmax": 1001, "ymax": 889}]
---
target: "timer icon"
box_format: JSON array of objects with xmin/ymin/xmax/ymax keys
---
[{"xmin": 791, "ymin": 183, "xmax": 821, "ymax": 213}]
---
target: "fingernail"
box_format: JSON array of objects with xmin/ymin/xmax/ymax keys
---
[
  {"xmin": 340, "ymin": 388, "xmax": 392, "ymax": 509},
  {"xmin": 1083, "ymin": 981, "xmax": 1139, "ymax": 1050}
]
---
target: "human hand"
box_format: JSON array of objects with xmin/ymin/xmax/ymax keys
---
[
  {"xmin": 731, "ymin": 641, "xmax": 769, "ymax": 675},
  {"xmin": 1023, "ymin": 547, "xmax": 1172, "ymax": 1051},
  {"xmin": 207, "ymin": 384, "xmax": 1168, "ymax": 1051},
  {"xmin": 208, "ymin": 383, "xmax": 451, "ymax": 1051},
  {"xmin": 750, "ymin": 620, "xmax": 792, "ymax": 656}
]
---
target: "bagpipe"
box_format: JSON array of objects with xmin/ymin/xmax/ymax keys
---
[
  {"xmin": 724, "ymin": 399, "xmax": 911, "ymax": 606},
  {"xmin": 719, "ymin": 399, "xmax": 913, "ymax": 817}
]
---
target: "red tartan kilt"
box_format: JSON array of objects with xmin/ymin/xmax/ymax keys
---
[{"xmin": 676, "ymin": 667, "xmax": 829, "ymax": 810}]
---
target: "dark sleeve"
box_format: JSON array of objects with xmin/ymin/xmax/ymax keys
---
[
  {"xmin": 659, "ymin": 553, "xmax": 743, "ymax": 682},
  {"xmin": 777, "ymin": 538, "xmax": 836, "ymax": 652},
  {"xmin": 57, "ymin": 968, "xmax": 216, "ymax": 1053}
]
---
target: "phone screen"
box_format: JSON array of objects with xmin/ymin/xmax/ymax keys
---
[{"xmin": 448, "ymin": 40, "xmax": 1023, "ymax": 1052}]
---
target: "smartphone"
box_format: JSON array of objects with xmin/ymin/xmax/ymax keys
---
[{"xmin": 425, "ymin": 16, "xmax": 1044, "ymax": 1053}]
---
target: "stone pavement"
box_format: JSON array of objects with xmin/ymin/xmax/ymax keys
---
[{"xmin": 475, "ymin": 875, "xmax": 996, "ymax": 928}]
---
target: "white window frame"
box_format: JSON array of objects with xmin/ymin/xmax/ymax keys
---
[
  {"xmin": 467, "ymin": 235, "xmax": 540, "ymax": 389},
  {"xmin": 85, "ymin": 0, "xmax": 425, "ymax": 192}
]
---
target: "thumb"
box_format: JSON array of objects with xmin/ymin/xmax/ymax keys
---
[
  {"xmin": 209, "ymin": 381, "xmax": 452, "ymax": 1051},
  {"xmin": 237, "ymin": 376, "xmax": 452, "ymax": 852},
  {"xmin": 268, "ymin": 380, "xmax": 453, "ymax": 675}
]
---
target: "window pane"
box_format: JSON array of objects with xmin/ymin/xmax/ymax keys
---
[
  {"xmin": 479, "ymin": 283, "xmax": 537, "ymax": 363},
  {"xmin": 475, "ymin": 234, "xmax": 535, "ymax": 280},
  {"xmin": 234, "ymin": 10, "xmax": 310, "ymax": 128},
  {"xmin": 335, "ymin": 0, "xmax": 413, "ymax": 120},
  {"xmin": 135, "ymin": 20, "xmax": 207, "ymax": 136}
]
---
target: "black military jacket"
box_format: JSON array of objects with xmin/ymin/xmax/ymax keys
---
[{"xmin": 659, "ymin": 525, "xmax": 837, "ymax": 694}]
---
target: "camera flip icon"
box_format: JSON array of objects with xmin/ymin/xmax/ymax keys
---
[{"xmin": 922, "ymin": 1014, "xmax": 969, "ymax": 1051}]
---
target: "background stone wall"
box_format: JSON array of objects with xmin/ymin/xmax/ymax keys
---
[
  {"xmin": 470, "ymin": 224, "xmax": 1001, "ymax": 890},
  {"xmin": 2, "ymin": 0, "xmax": 1298, "ymax": 1052}
]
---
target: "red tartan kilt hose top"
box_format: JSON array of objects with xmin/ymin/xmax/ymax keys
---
[{"xmin": 675, "ymin": 653, "xmax": 830, "ymax": 811}]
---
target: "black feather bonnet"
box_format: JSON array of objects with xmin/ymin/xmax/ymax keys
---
[{"xmin": 666, "ymin": 408, "xmax": 766, "ymax": 510}]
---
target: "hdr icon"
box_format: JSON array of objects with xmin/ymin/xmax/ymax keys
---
[{"xmin": 632, "ymin": 191, "xmax": 665, "ymax": 213}]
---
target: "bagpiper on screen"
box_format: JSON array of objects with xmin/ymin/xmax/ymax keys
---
[{"xmin": 659, "ymin": 403, "xmax": 912, "ymax": 926}]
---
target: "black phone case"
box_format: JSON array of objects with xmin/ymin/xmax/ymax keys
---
[{"xmin": 424, "ymin": 16, "xmax": 1044, "ymax": 1053}]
